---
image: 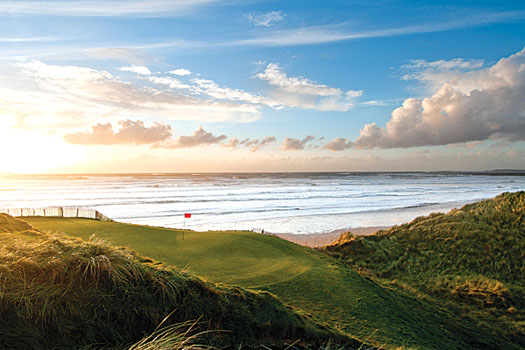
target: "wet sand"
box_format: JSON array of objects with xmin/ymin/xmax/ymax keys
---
[{"xmin": 275, "ymin": 226, "xmax": 391, "ymax": 248}]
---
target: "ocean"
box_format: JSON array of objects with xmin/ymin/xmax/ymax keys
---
[{"xmin": 1, "ymin": 172, "xmax": 524, "ymax": 234}]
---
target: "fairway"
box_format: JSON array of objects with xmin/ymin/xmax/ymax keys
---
[{"xmin": 25, "ymin": 217, "xmax": 503, "ymax": 350}]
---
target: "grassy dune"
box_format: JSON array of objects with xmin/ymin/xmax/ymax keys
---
[
  {"xmin": 325, "ymin": 191, "xmax": 525, "ymax": 349},
  {"xmin": 24, "ymin": 213, "xmax": 511, "ymax": 349},
  {"xmin": 0, "ymin": 214, "xmax": 353, "ymax": 349}
]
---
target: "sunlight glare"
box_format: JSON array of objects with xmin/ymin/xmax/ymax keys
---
[{"xmin": 0, "ymin": 120, "xmax": 83, "ymax": 173}]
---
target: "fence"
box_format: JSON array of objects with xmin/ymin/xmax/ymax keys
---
[
  {"xmin": 251, "ymin": 228, "xmax": 268, "ymax": 234},
  {"xmin": 0, "ymin": 207, "xmax": 113, "ymax": 222}
]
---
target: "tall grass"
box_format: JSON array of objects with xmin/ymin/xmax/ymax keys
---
[
  {"xmin": 324, "ymin": 191, "xmax": 525, "ymax": 349},
  {"xmin": 0, "ymin": 214, "xmax": 351, "ymax": 349},
  {"xmin": 129, "ymin": 318, "xmax": 213, "ymax": 350}
]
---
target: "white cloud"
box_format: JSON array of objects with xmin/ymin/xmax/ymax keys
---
[
  {"xmin": 119, "ymin": 65, "xmax": 152, "ymax": 75},
  {"xmin": 0, "ymin": 57, "xmax": 371, "ymax": 141},
  {"xmin": 360, "ymin": 100, "xmax": 394, "ymax": 107},
  {"xmin": 169, "ymin": 68, "xmax": 192, "ymax": 76},
  {"xmin": 404, "ymin": 58, "xmax": 484, "ymax": 71},
  {"xmin": 18, "ymin": 60, "xmax": 113, "ymax": 81},
  {"xmin": 257, "ymin": 63, "xmax": 341, "ymax": 96},
  {"xmin": 50, "ymin": 10, "xmax": 525, "ymax": 56},
  {"xmin": 353, "ymin": 48, "xmax": 525, "ymax": 149},
  {"xmin": 191, "ymin": 78, "xmax": 279, "ymax": 107},
  {"xmin": 246, "ymin": 11, "xmax": 286, "ymax": 27},
  {"xmin": 0, "ymin": 36, "xmax": 61, "ymax": 43},
  {"xmin": 5, "ymin": 59, "xmax": 363, "ymax": 128},
  {"xmin": 145, "ymin": 76, "xmax": 190, "ymax": 89},
  {"xmin": 230, "ymin": 11, "xmax": 525, "ymax": 47},
  {"xmin": 256, "ymin": 63, "xmax": 362, "ymax": 111},
  {"xmin": 0, "ymin": 60, "xmax": 261, "ymax": 130},
  {"xmin": 401, "ymin": 58, "xmax": 486, "ymax": 93},
  {"xmin": 234, "ymin": 24, "xmax": 356, "ymax": 47},
  {"xmin": 0, "ymin": 0, "xmax": 221, "ymax": 17},
  {"xmin": 346, "ymin": 90, "xmax": 364, "ymax": 98}
]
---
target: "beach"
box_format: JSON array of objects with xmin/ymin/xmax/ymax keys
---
[{"xmin": 275, "ymin": 226, "xmax": 390, "ymax": 247}]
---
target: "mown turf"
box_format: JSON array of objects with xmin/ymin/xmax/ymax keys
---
[
  {"xmin": 19, "ymin": 219, "xmax": 312, "ymax": 288},
  {"xmin": 0, "ymin": 214, "xmax": 354, "ymax": 350},
  {"xmin": 24, "ymin": 214, "xmax": 511, "ymax": 349},
  {"xmin": 324, "ymin": 191, "xmax": 525, "ymax": 349}
]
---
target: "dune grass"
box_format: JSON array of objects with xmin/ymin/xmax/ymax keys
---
[
  {"xmin": 23, "ymin": 214, "xmax": 510, "ymax": 349},
  {"xmin": 128, "ymin": 318, "xmax": 213, "ymax": 350},
  {"xmin": 0, "ymin": 214, "xmax": 353, "ymax": 350},
  {"xmin": 324, "ymin": 191, "xmax": 525, "ymax": 349}
]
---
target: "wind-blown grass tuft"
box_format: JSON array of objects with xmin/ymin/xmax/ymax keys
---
[{"xmin": 129, "ymin": 318, "xmax": 213, "ymax": 350}]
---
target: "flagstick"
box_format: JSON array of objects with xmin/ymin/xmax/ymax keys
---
[{"xmin": 182, "ymin": 214, "xmax": 191, "ymax": 240}]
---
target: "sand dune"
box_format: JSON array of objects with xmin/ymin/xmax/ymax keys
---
[{"xmin": 275, "ymin": 226, "xmax": 390, "ymax": 247}]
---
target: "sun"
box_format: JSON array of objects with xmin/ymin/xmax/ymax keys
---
[{"xmin": 0, "ymin": 122, "xmax": 83, "ymax": 174}]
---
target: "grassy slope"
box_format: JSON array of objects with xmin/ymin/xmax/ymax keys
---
[
  {"xmin": 0, "ymin": 214, "xmax": 352, "ymax": 350},
  {"xmin": 324, "ymin": 191, "xmax": 525, "ymax": 349},
  {"xmin": 25, "ymin": 217, "xmax": 506, "ymax": 349}
]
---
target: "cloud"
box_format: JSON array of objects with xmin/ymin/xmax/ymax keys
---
[
  {"xmin": 191, "ymin": 77, "xmax": 279, "ymax": 107},
  {"xmin": 119, "ymin": 65, "xmax": 152, "ymax": 75},
  {"xmin": 260, "ymin": 136, "xmax": 277, "ymax": 146},
  {"xmin": 257, "ymin": 63, "xmax": 341, "ymax": 96},
  {"xmin": 360, "ymin": 99, "xmax": 396, "ymax": 107},
  {"xmin": 62, "ymin": 121, "xmax": 275, "ymax": 152},
  {"xmin": 107, "ymin": 63, "xmax": 362, "ymax": 113},
  {"xmin": 2, "ymin": 62, "xmax": 359, "ymax": 119},
  {"xmin": 281, "ymin": 135, "xmax": 316, "ymax": 151},
  {"xmin": 323, "ymin": 138, "xmax": 353, "ymax": 151},
  {"xmin": 255, "ymin": 63, "xmax": 362, "ymax": 111},
  {"xmin": 145, "ymin": 76, "xmax": 190, "ymax": 89},
  {"xmin": 55, "ymin": 10, "xmax": 524, "ymax": 55},
  {"xmin": 0, "ymin": 0, "xmax": 221, "ymax": 17},
  {"xmin": 246, "ymin": 11, "xmax": 286, "ymax": 27},
  {"xmin": 247, "ymin": 136, "xmax": 277, "ymax": 152},
  {"xmin": 88, "ymin": 48, "xmax": 153, "ymax": 65},
  {"xmin": 159, "ymin": 126, "xmax": 227, "ymax": 149},
  {"xmin": 0, "ymin": 60, "xmax": 261, "ymax": 129},
  {"xmin": 223, "ymin": 137, "xmax": 240, "ymax": 149},
  {"xmin": 404, "ymin": 58, "xmax": 484, "ymax": 71},
  {"xmin": 241, "ymin": 138, "xmax": 259, "ymax": 147},
  {"xmin": 169, "ymin": 68, "xmax": 192, "ymax": 76},
  {"xmin": 401, "ymin": 58, "xmax": 485, "ymax": 92},
  {"xmin": 223, "ymin": 136, "xmax": 276, "ymax": 152},
  {"xmin": 63, "ymin": 119, "xmax": 172, "ymax": 145},
  {"xmin": 353, "ymin": 48, "xmax": 525, "ymax": 149},
  {"xmin": 447, "ymin": 141, "xmax": 483, "ymax": 149},
  {"xmin": 0, "ymin": 36, "xmax": 61, "ymax": 43},
  {"xmin": 230, "ymin": 11, "xmax": 525, "ymax": 47}
]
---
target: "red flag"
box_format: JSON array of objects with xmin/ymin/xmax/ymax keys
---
[{"xmin": 184, "ymin": 213, "xmax": 191, "ymax": 218}]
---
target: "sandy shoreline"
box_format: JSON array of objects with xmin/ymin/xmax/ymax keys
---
[{"xmin": 275, "ymin": 226, "xmax": 391, "ymax": 248}]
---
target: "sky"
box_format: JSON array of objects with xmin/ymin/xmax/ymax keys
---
[{"xmin": 0, "ymin": 0, "xmax": 524, "ymax": 173}]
